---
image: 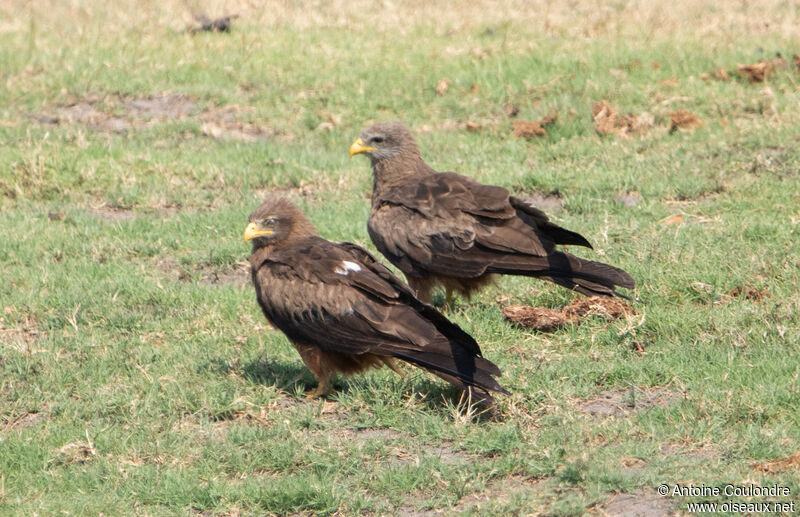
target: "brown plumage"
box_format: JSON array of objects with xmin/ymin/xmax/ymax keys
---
[
  {"xmin": 349, "ymin": 121, "xmax": 635, "ymax": 304},
  {"xmin": 243, "ymin": 196, "xmax": 507, "ymax": 402}
]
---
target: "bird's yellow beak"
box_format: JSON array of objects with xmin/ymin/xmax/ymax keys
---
[
  {"xmin": 349, "ymin": 137, "xmax": 375, "ymax": 157},
  {"xmin": 243, "ymin": 222, "xmax": 273, "ymax": 242}
]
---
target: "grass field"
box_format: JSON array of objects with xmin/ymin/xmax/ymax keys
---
[{"xmin": 2, "ymin": 0, "xmax": 800, "ymax": 515}]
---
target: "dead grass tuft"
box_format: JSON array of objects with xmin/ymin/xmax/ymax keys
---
[
  {"xmin": 577, "ymin": 386, "xmax": 680, "ymax": 418},
  {"xmin": 51, "ymin": 440, "xmax": 98, "ymax": 466}
]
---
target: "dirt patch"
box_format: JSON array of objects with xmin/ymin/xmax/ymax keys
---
[
  {"xmin": 600, "ymin": 491, "xmax": 674, "ymax": 516},
  {"xmin": 659, "ymin": 443, "xmax": 717, "ymax": 459},
  {"xmin": 200, "ymin": 105, "xmax": 272, "ymax": 141},
  {"xmin": 198, "ymin": 261, "xmax": 251, "ymax": 287},
  {"xmin": 0, "ymin": 312, "xmax": 41, "ymax": 350},
  {"xmin": 90, "ymin": 205, "xmax": 137, "ymax": 221},
  {"xmin": 616, "ymin": 191, "xmax": 643, "ymax": 208},
  {"xmin": 504, "ymin": 296, "xmax": 636, "ymax": 332},
  {"xmin": 35, "ymin": 94, "xmax": 272, "ymax": 141},
  {"xmin": 516, "ymin": 189, "xmax": 563, "ymax": 213},
  {"xmin": 2, "ymin": 411, "xmax": 46, "ymax": 431},
  {"xmin": 49, "ymin": 440, "xmax": 98, "ymax": 466},
  {"xmin": 36, "ymin": 93, "xmax": 196, "ymax": 133},
  {"xmin": 577, "ymin": 386, "xmax": 680, "ymax": 418},
  {"xmin": 398, "ymin": 475, "xmax": 545, "ymax": 515},
  {"xmin": 753, "ymin": 450, "xmax": 800, "ymax": 473},
  {"xmin": 347, "ymin": 427, "xmax": 402, "ymax": 440},
  {"xmin": 155, "ymin": 256, "xmax": 250, "ymax": 287}
]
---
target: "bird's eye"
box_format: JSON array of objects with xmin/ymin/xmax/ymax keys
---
[
  {"xmin": 370, "ymin": 136, "xmax": 384, "ymax": 144},
  {"xmin": 266, "ymin": 218, "xmax": 276, "ymax": 226}
]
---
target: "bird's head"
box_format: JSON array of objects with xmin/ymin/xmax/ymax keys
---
[
  {"xmin": 349, "ymin": 121, "xmax": 420, "ymax": 165},
  {"xmin": 244, "ymin": 196, "xmax": 316, "ymax": 249}
]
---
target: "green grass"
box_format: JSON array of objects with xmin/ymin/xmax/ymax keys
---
[{"xmin": 2, "ymin": 1, "xmax": 800, "ymax": 515}]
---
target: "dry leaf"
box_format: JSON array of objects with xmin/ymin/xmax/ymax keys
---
[
  {"xmin": 728, "ymin": 286, "xmax": 769, "ymax": 301},
  {"xmin": 464, "ymin": 121, "xmax": 481, "ymax": 132},
  {"xmin": 651, "ymin": 61, "xmax": 661, "ymax": 69},
  {"xmin": 661, "ymin": 214, "xmax": 684, "ymax": 226},
  {"xmin": 794, "ymin": 54, "xmax": 800, "ymax": 71},
  {"xmin": 503, "ymin": 305, "xmax": 567, "ymax": 331},
  {"xmin": 660, "ymin": 77, "xmax": 679, "ymax": 88},
  {"xmin": 669, "ymin": 110, "xmax": 702, "ymax": 133},
  {"xmin": 435, "ymin": 78, "xmax": 451, "ymax": 96},
  {"xmin": 593, "ymin": 100, "xmax": 647, "ymax": 136},
  {"xmin": 512, "ymin": 120, "xmax": 546, "ymax": 138},
  {"xmin": 701, "ymin": 68, "xmax": 730, "ymax": 82},
  {"xmin": 503, "ymin": 296, "xmax": 636, "ymax": 331},
  {"xmin": 737, "ymin": 56, "xmax": 785, "ymax": 83},
  {"xmin": 512, "ymin": 111, "xmax": 558, "ymax": 139}
]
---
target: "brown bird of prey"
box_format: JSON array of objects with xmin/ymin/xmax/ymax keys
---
[
  {"xmin": 349, "ymin": 121, "xmax": 635, "ymax": 305},
  {"xmin": 243, "ymin": 197, "xmax": 508, "ymax": 402}
]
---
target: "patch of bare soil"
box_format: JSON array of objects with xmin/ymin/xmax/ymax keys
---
[
  {"xmin": 512, "ymin": 111, "xmax": 558, "ymax": 139},
  {"xmin": 200, "ymin": 105, "xmax": 272, "ymax": 141},
  {"xmin": 753, "ymin": 450, "xmax": 800, "ymax": 473},
  {"xmin": 152, "ymin": 256, "xmax": 250, "ymax": 287},
  {"xmin": 35, "ymin": 94, "xmax": 272, "ymax": 141},
  {"xmin": 504, "ymin": 296, "xmax": 636, "ymax": 332},
  {"xmin": 49, "ymin": 440, "xmax": 98, "ymax": 466},
  {"xmin": 90, "ymin": 205, "xmax": 137, "ymax": 221},
  {"xmin": 659, "ymin": 443, "xmax": 717, "ymax": 460},
  {"xmin": 616, "ymin": 191, "xmax": 643, "ymax": 208},
  {"xmin": 577, "ymin": 387, "xmax": 679, "ymax": 418},
  {"xmin": 346, "ymin": 427, "xmax": 402, "ymax": 440},
  {"xmin": 0, "ymin": 312, "xmax": 41, "ymax": 350},
  {"xmin": 592, "ymin": 100, "xmax": 652, "ymax": 137},
  {"xmin": 2, "ymin": 411, "xmax": 46, "ymax": 431},
  {"xmin": 516, "ymin": 189, "xmax": 564, "ymax": 213},
  {"xmin": 398, "ymin": 476, "xmax": 545, "ymax": 516},
  {"xmin": 198, "ymin": 260, "xmax": 250, "ymax": 287},
  {"xmin": 599, "ymin": 491, "xmax": 674, "ymax": 516}
]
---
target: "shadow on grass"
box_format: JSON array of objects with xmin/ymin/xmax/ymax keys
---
[{"xmin": 206, "ymin": 355, "xmax": 499, "ymax": 418}]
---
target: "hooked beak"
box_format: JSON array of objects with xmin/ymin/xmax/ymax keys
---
[
  {"xmin": 349, "ymin": 137, "xmax": 376, "ymax": 157},
  {"xmin": 243, "ymin": 222, "xmax": 273, "ymax": 242}
]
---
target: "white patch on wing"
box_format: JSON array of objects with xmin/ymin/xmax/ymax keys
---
[{"xmin": 335, "ymin": 260, "xmax": 362, "ymax": 275}]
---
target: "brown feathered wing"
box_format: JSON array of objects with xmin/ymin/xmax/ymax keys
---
[
  {"xmin": 368, "ymin": 172, "xmax": 635, "ymax": 297},
  {"xmin": 251, "ymin": 236, "xmax": 507, "ymax": 396}
]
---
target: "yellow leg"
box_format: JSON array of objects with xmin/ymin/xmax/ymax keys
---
[{"xmin": 306, "ymin": 372, "xmax": 332, "ymax": 399}]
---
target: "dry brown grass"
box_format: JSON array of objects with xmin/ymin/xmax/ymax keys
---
[{"xmin": 4, "ymin": 0, "xmax": 799, "ymax": 41}]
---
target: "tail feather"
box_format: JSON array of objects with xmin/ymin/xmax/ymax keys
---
[
  {"xmin": 487, "ymin": 250, "xmax": 635, "ymax": 297},
  {"xmin": 394, "ymin": 349, "xmax": 508, "ymax": 397}
]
